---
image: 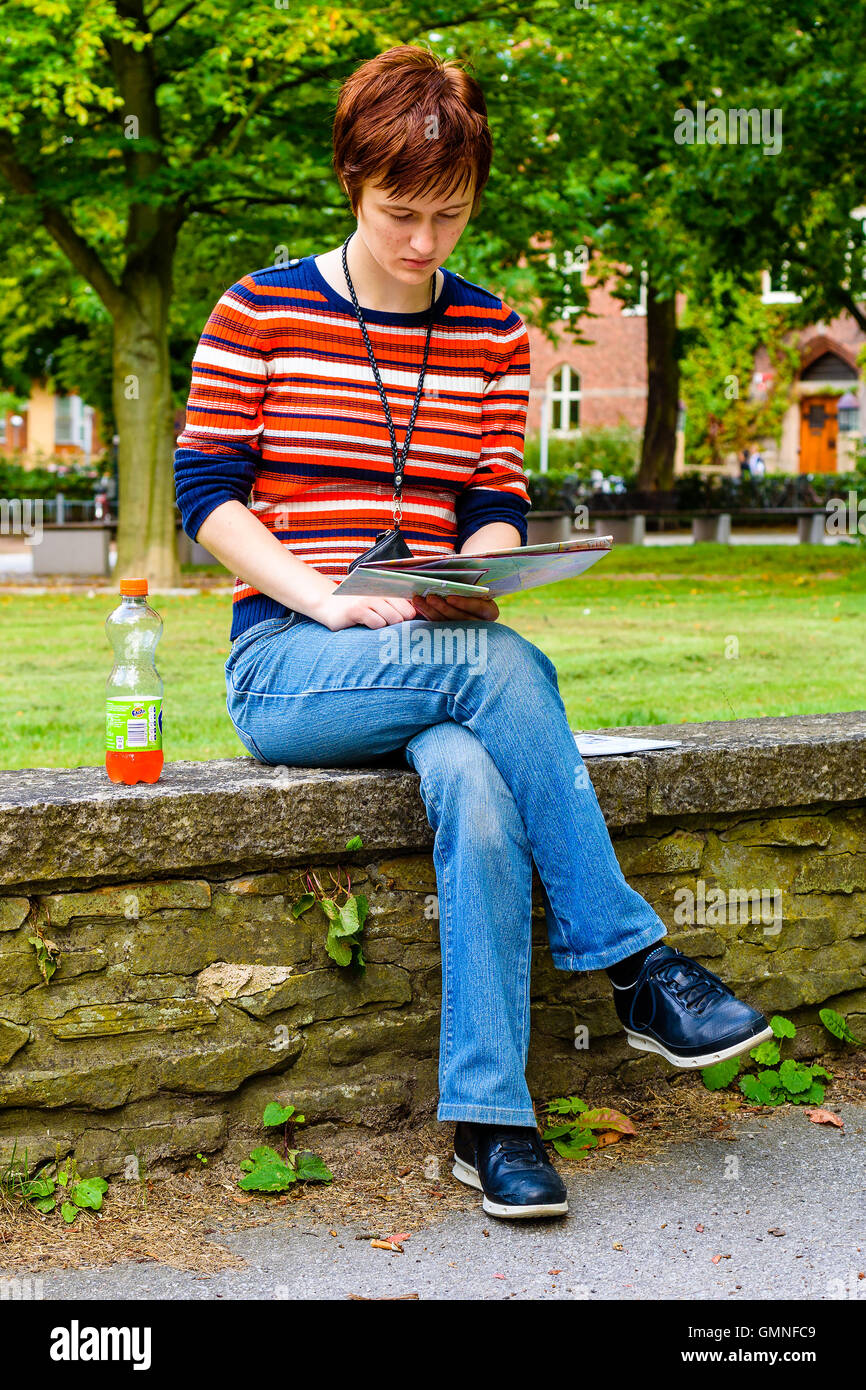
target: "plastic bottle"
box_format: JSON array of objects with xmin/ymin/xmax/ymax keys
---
[{"xmin": 105, "ymin": 578, "xmax": 164, "ymax": 784}]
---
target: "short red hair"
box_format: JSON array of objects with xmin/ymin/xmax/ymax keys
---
[{"xmin": 332, "ymin": 44, "xmax": 493, "ymax": 218}]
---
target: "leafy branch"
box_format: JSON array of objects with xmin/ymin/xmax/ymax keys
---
[{"xmin": 291, "ymin": 835, "xmax": 368, "ymax": 970}]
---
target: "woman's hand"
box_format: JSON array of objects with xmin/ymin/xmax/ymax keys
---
[
  {"xmin": 310, "ymin": 591, "xmax": 421, "ymax": 631},
  {"xmin": 409, "ymin": 591, "xmax": 500, "ymax": 623}
]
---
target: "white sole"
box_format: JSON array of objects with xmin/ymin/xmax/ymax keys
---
[
  {"xmin": 625, "ymin": 1023, "xmax": 774, "ymax": 1069},
  {"xmin": 451, "ymin": 1155, "xmax": 569, "ymax": 1219}
]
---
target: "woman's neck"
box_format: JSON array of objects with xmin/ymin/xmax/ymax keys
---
[{"xmin": 315, "ymin": 239, "xmax": 441, "ymax": 314}]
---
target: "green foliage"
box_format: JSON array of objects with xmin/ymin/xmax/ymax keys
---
[
  {"xmin": 700, "ymin": 1014, "xmax": 836, "ymax": 1107},
  {"xmin": 540, "ymin": 1095, "xmax": 635, "ymax": 1159},
  {"xmin": 701, "ymin": 1055, "xmax": 743, "ymax": 1090},
  {"xmin": 819, "ymin": 1008, "xmax": 861, "ymax": 1045},
  {"xmin": 0, "ymin": 457, "xmax": 107, "ymax": 500},
  {"xmin": 238, "ymin": 1104, "xmax": 333, "ymax": 1194},
  {"xmin": 680, "ymin": 272, "xmax": 801, "ymax": 468},
  {"xmin": 1, "ymin": 1150, "xmax": 109, "ymax": 1223},
  {"xmin": 28, "ymin": 922, "xmax": 60, "ymax": 984},
  {"xmin": 291, "ymin": 839, "xmax": 367, "ymax": 970}
]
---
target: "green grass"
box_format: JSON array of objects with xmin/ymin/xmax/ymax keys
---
[{"xmin": 2, "ymin": 543, "xmax": 864, "ymax": 770}]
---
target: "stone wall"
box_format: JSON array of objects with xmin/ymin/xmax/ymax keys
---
[{"xmin": 1, "ymin": 713, "xmax": 864, "ymax": 1176}]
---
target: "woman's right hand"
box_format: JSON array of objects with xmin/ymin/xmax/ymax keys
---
[{"xmin": 310, "ymin": 591, "xmax": 420, "ymax": 631}]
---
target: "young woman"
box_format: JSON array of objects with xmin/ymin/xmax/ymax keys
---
[{"xmin": 174, "ymin": 44, "xmax": 772, "ymax": 1221}]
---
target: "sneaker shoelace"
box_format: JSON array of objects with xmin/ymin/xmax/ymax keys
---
[
  {"xmin": 643, "ymin": 954, "xmax": 729, "ymax": 1015},
  {"xmin": 495, "ymin": 1135, "xmax": 541, "ymax": 1164}
]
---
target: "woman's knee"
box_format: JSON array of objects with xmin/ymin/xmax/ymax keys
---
[{"xmin": 474, "ymin": 621, "xmax": 559, "ymax": 688}]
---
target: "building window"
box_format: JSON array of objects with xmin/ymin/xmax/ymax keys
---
[
  {"xmin": 546, "ymin": 245, "xmax": 588, "ymax": 322},
  {"xmin": 800, "ymin": 351, "xmax": 858, "ymax": 382},
  {"xmin": 760, "ymin": 266, "xmax": 802, "ymax": 304},
  {"xmin": 55, "ymin": 394, "xmax": 84, "ymax": 447},
  {"xmin": 547, "ymin": 365, "xmax": 581, "ymax": 433},
  {"xmin": 621, "ymin": 266, "xmax": 648, "ymax": 316}
]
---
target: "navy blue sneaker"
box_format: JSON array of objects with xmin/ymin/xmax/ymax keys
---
[
  {"xmin": 613, "ymin": 944, "xmax": 773, "ymax": 1068},
  {"xmin": 452, "ymin": 1123, "xmax": 568, "ymax": 1219}
]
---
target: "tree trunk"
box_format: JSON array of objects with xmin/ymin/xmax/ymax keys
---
[
  {"xmin": 636, "ymin": 281, "xmax": 680, "ymax": 492},
  {"xmin": 112, "ymin": 264, "xmax": 179, "ymax": 590}
]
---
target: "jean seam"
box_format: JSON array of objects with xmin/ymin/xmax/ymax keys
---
[{"xmin": 424, "ymin": 771, "xmax": 455, "ymax": 1099}]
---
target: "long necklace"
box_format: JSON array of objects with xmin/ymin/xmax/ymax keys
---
[{"xmin": 340, "ymin": 232, "xmax": 436, "ymax": 530}]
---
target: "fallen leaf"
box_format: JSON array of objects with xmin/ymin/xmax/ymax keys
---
[
  {"xmin": 595, "ymin": 1130, "xmax": 624, "ymax": 1148},
  {"xmin": 230, "ymin": 1196, "xmax": 253, "ymax": 1206},
  {"xmin": 493, "ymin": 1273, "xmax": 505, "ymax": 1279},
  {"xmin": 549, "ymin": 1268, "xmax": 562, "ymax": 1275},
  {"xmin": 804, "ymin": 1108, "xmax": 844, "ymax": 1129},
  {"xmin": 767, "ymin": 1228, "xmax": 786, "ymax": 1238},
  {"xmin": 386, "ymin": 1232, "xmax": 411, "ymax": 1244}
]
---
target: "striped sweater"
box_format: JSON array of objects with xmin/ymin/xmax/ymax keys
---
[{"xmin": 173, "ymin": 253, "xmax": 532, "ymax": 640}]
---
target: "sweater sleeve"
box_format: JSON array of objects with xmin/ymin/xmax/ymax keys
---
[
  {"xmin": 454, "ymin": 310, "xmax": 532, "ymax": 551},
  {"xmin": 173, "ymin": 277, "xmax": 268, "ymax": 542}
]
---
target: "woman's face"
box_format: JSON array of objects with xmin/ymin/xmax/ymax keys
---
[{"xmin": 354, "ymin": 175, "xmax": 476, "ymax": 284}]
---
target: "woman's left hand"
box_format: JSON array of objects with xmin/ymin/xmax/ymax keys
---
[{"xmin": 409, "ymin": 591, "xmax": 500, "ymax": 623}]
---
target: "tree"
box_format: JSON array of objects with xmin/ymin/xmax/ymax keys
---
[{"xmin": 520, "ymin": 0, "xmax": 866, "ymax": 489}]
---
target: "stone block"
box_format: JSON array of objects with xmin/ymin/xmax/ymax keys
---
[
  {"xmin": 793, "ymin": 855, "xmax": 866, "ymax": 895},
  {"xmin": 234, "ymin": 963, "xmax": 412, "ymax": 1022},
  {"xmin": 39, "ymin": 880, "xmax": 212, "ymax": 926},
  {"xmin": 0, "ymin": 898, "xmax": 30, "ymax": 932},
  {"xmin": 45, "ymin": 998, "xmax": 218, "ymax": 1039},
  {"xmin": 719, "ymin": 816, "xmax": 833, "ymax": 848},
  {"xmin": 615, "ymin": 830, "xmax": 705, "ymax": 875},
  {"xmin": 0, "ymin": 1018, "xmax": 30, "ymax": 1065}
]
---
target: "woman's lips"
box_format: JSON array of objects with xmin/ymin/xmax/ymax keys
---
[{"xmin": 403, "ymin": 258, "xmax": 434, "ymax": 267}]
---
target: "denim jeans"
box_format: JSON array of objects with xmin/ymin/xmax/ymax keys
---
[{"xmin": 224, "ymin": 611, "xmax": 667, "ymax": 1126}]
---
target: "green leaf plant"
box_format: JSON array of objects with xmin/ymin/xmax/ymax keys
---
[
  {"xmin": 291, "ymin": 834, "xmax": 367, "ymax": 970},
  {"xmin": 238, "ymin": 1103, "xmax": 334, "ymax": 1194},
  {"xmin": 701, "ymin": 1014, "xmax": 834, "ymax": 1106},
  {"xmin": 541, "ymin": 1096, "xmax": 637, "ymax": 1159}
]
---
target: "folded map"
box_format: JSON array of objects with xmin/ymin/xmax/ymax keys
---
[{"xmin": 333, "ymin": 536, "xmax": 614, "ymax": 599}]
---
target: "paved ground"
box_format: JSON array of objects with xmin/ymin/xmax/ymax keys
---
[{"xmin": 33, "ymin": 1105, "xmax": 866, "ymax": 1300}]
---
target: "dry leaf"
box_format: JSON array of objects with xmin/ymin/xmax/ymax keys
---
[
  {"xmin": 386, "ymin": 1232, "xmax": 411, "ymax": 1244},
  {"xmin": 768, "ymin": 1228, "xmax": 786, "ymax": 1238},
  {"xmin": 804, "ymin": 1108, "xmax": 844, "ymax": 1129},
  {"xmin": 595, "ymin": 1130, "xmax": 624, "ymax": 1149}
]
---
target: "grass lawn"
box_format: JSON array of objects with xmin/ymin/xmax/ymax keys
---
[{"xmin": 1, "ymin": 543, "xmax": 864, "ymax": 771}]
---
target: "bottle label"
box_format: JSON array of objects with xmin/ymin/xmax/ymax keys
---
[{"xmin": 105, "ymin": 697, "xmax": 163, "ymax": 752}]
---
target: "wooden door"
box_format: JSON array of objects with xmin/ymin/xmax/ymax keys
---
[{"xmin": 799, "ymin": 397, "xmax": 838, "ymax": 473}]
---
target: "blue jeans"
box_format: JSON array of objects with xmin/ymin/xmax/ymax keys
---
[{"xmin": 225, "ymin": 611, "xmax": 667, "ymax": 1126}]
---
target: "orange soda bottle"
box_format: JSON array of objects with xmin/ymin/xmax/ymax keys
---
[{"xmin": 104, "ymin": 577, "xmax": 164, "ymax": 784}]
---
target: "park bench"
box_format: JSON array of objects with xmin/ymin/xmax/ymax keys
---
[
  {"xmin": 589, "ymin": 505, "xmax": 828, "ymax": 546},
  {"xmin": 31, "ymin": 521, "xmax": 113, "ymax": 577}
]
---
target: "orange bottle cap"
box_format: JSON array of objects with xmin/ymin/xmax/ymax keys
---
[{"xmin": 119, "ymin": 578, "xmax": 149, "ymax": 596}]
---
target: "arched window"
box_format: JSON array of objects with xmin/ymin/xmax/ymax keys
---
[{"xmin": 547, "ymin": 365, "xmax": 581, "ymax": 433}]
